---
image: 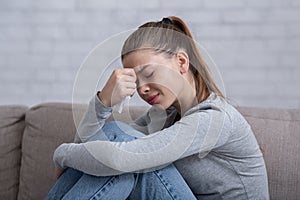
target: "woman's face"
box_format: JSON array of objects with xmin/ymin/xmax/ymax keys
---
[{"xmin": 122, "ymin": 50, "xmax": 185, "ymax": 110}]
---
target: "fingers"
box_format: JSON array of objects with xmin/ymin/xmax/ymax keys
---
[
  {"xmin": 113, "ymin": 68, "xmax": 137, "ymax": 92},
  {"xmin": 123, "ymin": 81, "xmax": 137, "ymax": 90},
  {"xmin": 113, "ymin": 68, "xmax": 136, "ymax": 81},
  {"xmin": 113, "ymin": 81, "xmax": 136, "ymax": 98},
  {"xmin": 121, "ymin": 68, "xmax": 136, "ymax": 78},
  {"xmin": 123, "ymin": 87, "xmax": 136, "ymax": 97},
  {"xmin": 101, "ymin": 68, "xmax": 137, "ymax": 107}
]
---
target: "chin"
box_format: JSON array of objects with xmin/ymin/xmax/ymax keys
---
[
  {"xmin": 160, "ymin": 102, "xmax": 174, "ymax": 110},
  {"xmin": 149, "ymin": 103, "xmax": 167, "ymax": 111}
]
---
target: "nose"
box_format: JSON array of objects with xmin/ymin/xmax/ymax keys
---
[{"xmin": 138, "ymin": 83, "xmax": 150, "ymax": 95}]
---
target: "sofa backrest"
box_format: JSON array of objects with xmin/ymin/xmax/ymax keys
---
[
  {"xmin": 237, "ymin": 107, "xmax": 300, "ymax": 200},
  {"xmin": 0, "ymin": 105, "xmax": 28, "ymax": 200},
  {"xmin": 17, "ymin": 103, "xmax": 86, "ymax": 200},
  {"xmin": 0, "ymin": 103, "xmax": 299, "ymax": 200}
]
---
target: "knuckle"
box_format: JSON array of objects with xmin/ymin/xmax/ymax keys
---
[
  {"xmin": 113, "ymin": 69, "xmax": 121, "ymax": 75},
  {"xmin": 115, "ymin": 74, "xmax": 122, "ymax": 81},
  {"xmin": 112, "ymin": 69, "xmax": 118, "ymax": 75}
]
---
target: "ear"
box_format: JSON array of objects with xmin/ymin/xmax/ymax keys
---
[{"xmin": 175, "ymin": 50, "xmax": 189, "ymax": 74}]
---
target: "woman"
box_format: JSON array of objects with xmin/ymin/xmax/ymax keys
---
[{"xmin": 46, "ymin": 16, "xmax": 269, "ymax": 199}]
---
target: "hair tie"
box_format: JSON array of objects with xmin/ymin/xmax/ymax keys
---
[{"xmin": 161, "ymin": 17, "xmax": 173, "ymax": 25}]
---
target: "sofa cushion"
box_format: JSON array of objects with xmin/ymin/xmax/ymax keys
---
[
  {"xmin": 17, "ymin": 103, "xmax": 87, "ymax": 200},
  {"xmin": 237, "ymin": 107, "xmax": 300, "ymax": 200},
  {"xmin": 0, "ymin": 105, "xmax": 28, "ymax": 200}
]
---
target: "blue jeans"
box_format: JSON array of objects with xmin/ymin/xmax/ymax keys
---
[{"xmin": 45, "ymin": 121, "xmax": 196, "ymax": 200}]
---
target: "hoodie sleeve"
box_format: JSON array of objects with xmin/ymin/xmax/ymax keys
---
[
  {"xmin": 54, "ymin": 103, "xmax": 231, "ymax": 176},
  {"xmin": 73, "ymin": 92, "xmax": 112, "ymax": 143}
]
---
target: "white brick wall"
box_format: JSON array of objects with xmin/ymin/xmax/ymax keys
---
[{"xmin": 0, "ymin": 0, "xmax": 299, "ymax": 108}]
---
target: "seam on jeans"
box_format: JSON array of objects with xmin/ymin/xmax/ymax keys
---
[
  {"xmin": 127, "ymin": 173, "xmax": 139, "ymax": 198},
  {"xmin": 153, "ymin": 170, "xmax": 176, "ymax": 200},
  {"xmin": 61, "ymin": 168, "xmax": 84, "ymax": 200},
  {"xmin": 88, "ymin": 176, "xmax": 118, "ymax": 200}
]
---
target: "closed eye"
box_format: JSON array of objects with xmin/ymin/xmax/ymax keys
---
[{"xmin": 145, "ymin": 71, "xmax": 154, "ymax": 78}]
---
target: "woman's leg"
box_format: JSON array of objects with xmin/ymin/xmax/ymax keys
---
[
  {"xmin": 46, "ymin": 121, "xmax": 196, "ymax": 200},
  {"xmin": 128, "ymin": 164, "xmax": 197, "ymax": 200},
  {"xmin": 62, "ymin": 173, "xmax": 135, "ymax": 200},
  {"xmin": 45, "ymin": 168, "xmax": 83, "ymax": 200},
  {"xmin": 45, "ymin": 121, "xmax": 140, "ymax": 200},
  {"xmin": 99, "ymin": 121, "xmax": 196, "ymax": 200},
  {"xmin": 60, "ymin": 121, "xmax": 141, "ymax": 200}
]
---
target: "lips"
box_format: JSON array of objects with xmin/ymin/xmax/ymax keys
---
[{"xmin": 147, "ymin": 94, "xmax": 159, "ymax": 104}]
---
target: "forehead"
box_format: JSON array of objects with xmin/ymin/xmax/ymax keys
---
[{"xmin": 122, "ymin": 50, "xmax": 171, "ymax": 71}]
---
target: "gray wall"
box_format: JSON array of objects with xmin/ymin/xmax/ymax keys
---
[{"xmin": 1, "ymin": 0, "xmax": 299, "ymax": 108}]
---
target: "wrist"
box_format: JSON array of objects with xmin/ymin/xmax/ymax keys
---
[{"xmin": 97, "ymin": 91, "xmax": 111, "ymax": 107}]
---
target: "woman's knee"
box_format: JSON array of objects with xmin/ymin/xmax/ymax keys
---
[
  {"xmin": 130, "ymin": 164, "xmax": 196, "ymax": 200},
  {"xmin": 102, "ymin": 121, "xmax": 137, "ymax": 142}
]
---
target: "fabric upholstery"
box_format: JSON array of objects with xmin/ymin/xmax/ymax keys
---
[
  {"xmin": 238, "ymin": 107, "xmax": 300, "ymax": 200},
  {"xmin": 17, "ymin": 103, "xmax": 147, "ymax": 200},
  {"xmin": 17, "ymin": 103, "xmax": 86, "ymax": 200},
  {"xmin": 0, "ymin": 105, "xmax": 27, "ymax": 200}
]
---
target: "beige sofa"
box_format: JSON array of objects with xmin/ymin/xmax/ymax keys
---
[{"xmin": 0, "ymin": 102, "xmax": 299, "ymax": 200}]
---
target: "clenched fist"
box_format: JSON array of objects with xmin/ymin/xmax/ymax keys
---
[{"xmin": 98, "ymin": 68, "xmax": 136, "ymax": 107}]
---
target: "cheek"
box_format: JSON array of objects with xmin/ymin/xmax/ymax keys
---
[{"xmin": 155, "ymin": 71, "xmax": 183, "ymax": 95}]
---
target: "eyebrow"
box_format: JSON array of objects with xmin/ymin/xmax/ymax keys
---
[{"xmin": 136, "ymin": 64, "xmax": 152, "ymax": 74}]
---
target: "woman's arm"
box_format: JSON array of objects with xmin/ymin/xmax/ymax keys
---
[
  {"xmin": 54, "ymin": 103, "xmax": 231, "ymax": 176},
  {"xmin": 74, "ymin": 68, "xmax": 136, "ymax": 143},
  {"xmin": 73, "ymin": 92, "xmax": 112, "ymax": 143},
  {"xmin": 53, "ymin": 142, "xmax": 129, "ymax": 176}
]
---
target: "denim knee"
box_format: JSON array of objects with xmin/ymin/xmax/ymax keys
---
[{"xmin": 101, "ymin": 121, "xmax": 137, "ymax": 142}]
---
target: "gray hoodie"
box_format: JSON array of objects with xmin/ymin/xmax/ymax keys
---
[{"xmin": 53, "ymin": 93, "xmax": 269, "ymax": 199}]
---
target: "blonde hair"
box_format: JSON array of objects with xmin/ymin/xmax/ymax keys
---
[{"xmin": 121, "ymin": 16, "xmax": 225, "ymax": 103}]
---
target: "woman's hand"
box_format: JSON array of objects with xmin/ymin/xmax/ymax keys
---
[
  {"xmin": 98, "ymin": 68, "xmax": 137, "ymax": 107},
  {"xmin": 55, "ymin": 167, "xmax": 65, "ymax": 180}
]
